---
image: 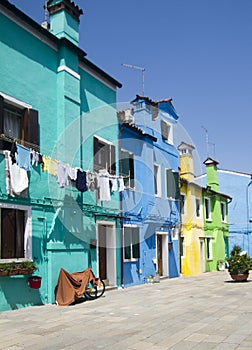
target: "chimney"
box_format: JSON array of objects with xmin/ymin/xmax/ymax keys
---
[
  {"xmin": 178, "ymin": 142, "xmax": 195, "ymax": 182},
  {"xmin": 46, "ymin": 0, "xmax": 83, "ymax": 45},
  {"xmin": 203, "ymin": 157, "xmax": 219, "ymax": 192}
]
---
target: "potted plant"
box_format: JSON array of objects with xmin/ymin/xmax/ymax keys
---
[
  {"xmin": 226, "ymin": 245, "xmax": 252, "ymax": 281},
  {"xmin": 217, "ymin": 259, "xmax": 226, "ymax": 271},
  {"xmin": 0, "ymin": 261, "xmax": 37, "ymax": 276}
]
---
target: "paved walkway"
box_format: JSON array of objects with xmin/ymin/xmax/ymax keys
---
[{"xmin": 0, "ymin": 271, "xmax": 252, "ymax": 349}]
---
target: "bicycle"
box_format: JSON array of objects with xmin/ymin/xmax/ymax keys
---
[
  {"xmin": 55, "ymin": 267, "xmax": 105, "ymax": 306},
  {"xmin": 85, "ymin": 277, "xmax": 105, "ymax": 300}
]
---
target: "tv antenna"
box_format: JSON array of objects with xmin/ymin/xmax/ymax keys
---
[
  {"xmin": 122, "ymin": 63, "xmax": 145, "ymax": 96},
  {"xmin": 201, "ymin": 126, "xmax": 209, "ymax": 157}
]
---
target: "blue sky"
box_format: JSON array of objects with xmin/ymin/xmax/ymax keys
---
[{"xmin": 10, "ymin": 0, "xmax": 252, "ymax": 175}]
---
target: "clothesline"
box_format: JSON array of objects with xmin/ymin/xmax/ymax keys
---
[
  {"xmin": 0, "ymin": 134, "xmax": 130, "ymax": 179},
  {"xmin": 1, "ymin": 135, "xmax": 127, "ymax": 200}
]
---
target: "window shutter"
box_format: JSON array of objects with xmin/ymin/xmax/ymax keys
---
[
  {"xmin": 129, "ymin": 154, "xmax": 134, "ymax": 187},
  {"xmin": 93, "ymin": 136, "xmax": 99, "ymax": 171},
  {"xmin": 161, "ymin": 120, "xmax": 168, "ymax": 140},
  {"xmin": 23, "ymin": 109, "xmax": 39, "ymax": 151},
  {"xmin": 110, "ymin": 144, "xmax": 116, "ymax": 175},
  {"xmin": 167, "ymin": 169, "xmax": 177, "ymax": 198},
  {"xmin": 0, "ymin": 96, "xmax": 4, "ymax": 150}
]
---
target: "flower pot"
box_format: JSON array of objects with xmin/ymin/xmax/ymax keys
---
[
  {"xmin": 28, "ymin": 276, "xmax": 42, "ymax": 289},
  {"xmin": 230, "ymin": 273, "xmax": 249, "ymax": 282}
]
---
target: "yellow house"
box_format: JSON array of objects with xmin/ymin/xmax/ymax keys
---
[{"xmin": 178, "ymin": 142, "xmax": 205, "ymax": 276}]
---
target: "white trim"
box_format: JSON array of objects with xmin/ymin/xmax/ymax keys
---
[
  {"xmin": 96, "ymin": 221, "xmax": 116, "ymax": 286},
  {"xmin": 79, "ymin": 61, "xmax": 117, "ymax": 91},
  {"xmin": 0, "ymin": 203, "xmax": 32, "ymax": 261},
  {"xmin": 0, "ymin": 91, "xmax": 32, "ymax": 109},
  {"xmin": 123, "ymin": 224, "xmax": 140, "ymax": 262},
  {"xmin": 154, "ymin": 163, "xmax": 161, "ymax": 197},
  {"xmin": 94, "ymin": 135, "xmax": 113, "ymax": 145},
  {"xmin": 204, "ymin": 196, "xmax": 212, "ymax": 221},
  {"xmin": 57, "ymin": 65, "xmax": 80, "ymax": 80}
]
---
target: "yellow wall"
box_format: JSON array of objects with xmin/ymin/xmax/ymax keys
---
[{"xmin": 180, "ymin": 182, "xmax": 205, "ymax": 276}]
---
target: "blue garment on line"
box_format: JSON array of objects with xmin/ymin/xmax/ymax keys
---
[{"xmin": 16, "ymin": 144, "xmax": 32, "ymax": 171}]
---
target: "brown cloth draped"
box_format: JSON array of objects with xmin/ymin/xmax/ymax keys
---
[{"xmin": 55, "ymin": 267, "xmax": 96, "ymax": 306}]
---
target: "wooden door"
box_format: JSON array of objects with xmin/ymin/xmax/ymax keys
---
[
  {"xmin": 98, "ymin": 225, "xmax": 107, "ymax": 280},
  {"xmin": 157, "ymin": 234, "xmax": 163, "ymax": 275}
]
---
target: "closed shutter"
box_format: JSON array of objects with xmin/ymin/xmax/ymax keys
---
[
  {"xmin": 166, "ymin": 169, "xmax": 178, "ymax": 199},
  {"xmin": 23, "ymin": 109, "xmax": 39, "ymax": 151},
  {"xmin": 110, "ymin": 144, "xmax": 116, "ymax": 175},
  {"xmin": 0, "ymin": 96, "xmax": 4, "ymax": 150},
  {"xmin": 94, "ymin": 136, "xmax": 99, "ymax": 171},
  {"xmin": 161, "ymin": 120, "xmax": 169, "ymax": 140}
]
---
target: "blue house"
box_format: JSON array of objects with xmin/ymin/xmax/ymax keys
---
[
  {"xmin": 118, "ymin": 95, "xmax": 180, "ymax": 287},
  {"xmin": 217, "ymin": 170, "xmax": 252, "ymax": 257}
]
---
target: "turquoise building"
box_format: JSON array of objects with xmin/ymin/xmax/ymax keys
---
[{"xmin": 0, "ymin": 0, "xmax": 121, "ymax": 311}]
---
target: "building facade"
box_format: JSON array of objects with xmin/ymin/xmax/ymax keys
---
[
  {"xmin": 178, "ymin": 142, "xmax": 205, "ymax": 276},
  {"xmin": 0, "ymin": 0, "xmax": 121, "ymax": 311},
  {"xmin": 119, "ymin": 96, "xmax": 180, "ymax": 287},
  {"xmin": 199, "ymin": 158, "xmax": 231, "ymax": 271}
]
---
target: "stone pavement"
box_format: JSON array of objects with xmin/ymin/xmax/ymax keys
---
[{"xmin": 0, "ymin": 271, "xmax": 252, "ymax": 350}]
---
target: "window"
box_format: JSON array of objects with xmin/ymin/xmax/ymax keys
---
[
  {"xmin": 135, "ymin": 102, "xmax": 143, "ymax": 110},
  {"xmin": 154, "ymin": 164, "xmax": 161, "ymax": 196},
  {"xmin": 121, "ymin": 149, "xmax": 134, "ymax": 189},
  {"xmin": 0, "ymin": 94, "xmax": 39, "ymax": 151},
  {"xmin": 180, "ymin": 236, "xmax": 185, "ymax": 257},
  {"xmin": 195, "ymin": 198, "xmax": 201, "ymax": 217},
  {"xmin": 94, "ymin": 136, "xmax": 116, "ymax": 174},
  {"xmin": 161, "ymin": 120, "xmax": 173, "ymax": 144},
  {"xmin": 206, "ymin": 237, "xmax": 213, "ymax": 260},
  {"xmin": 166, "ymin": 169, "xmax": 179, "ymax": 199},
  {"xmin": 0, "ymin": 205, "xmax": 32, "ymax": 260},
  {"xmin": 123, "ymin": 226, "xmax": 140, "ymax": 261},
  {"xmin": 221, "ymin": 202, "xmax": 226, "ymax": 222},
  {"xmin": 180, "ymin": 194, "xmax": 186, "ymax": 215},
  {"xmin": 204, "ymin": 197, "xmax": 211, "ymax": 221}
]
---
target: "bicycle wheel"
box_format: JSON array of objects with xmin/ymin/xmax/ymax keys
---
[{"xmin": 85, "ymin": 279, "xmax": 105, "ymax": 300}]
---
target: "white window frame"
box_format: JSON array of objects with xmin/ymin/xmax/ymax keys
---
[
  {"xmin": 123, "ymin": 225, "xmax": 140, "ymax": 262},
  {"xmin": 221, "ymin": 201, "xmax": 226, "ymax": 223},
  {"xmin": 154, "ymin": 163, "xmax": 161, "ymax": 197},
  {"xmin": 206, "ymin": 237, "xmax": 213, "ymax": 260},
  {"xmin": 204, "ymin": 197, "xmax": 212, "ymax": 221},
  {"xmin": 195, "ymin": 197, "xmax": 201, "ymax": 218},
  {"xmin": 0, "ymin": 203, "xmax": 32, "ymax": 262},
  {"xmin": 121, "ymin": 148, "xmax": 135, "ymax": 189},
  {"xmin": 161, "ymin": 120, "xmax": 173, "ymax": 145}
]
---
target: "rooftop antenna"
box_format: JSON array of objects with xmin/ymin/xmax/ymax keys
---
[
  {"xmin": 122, "ymin": 63, "xmax": 145, "ymax": 96},
  {"xmin": 201, "ymin": 126, "xmax": 209, "ymax": 157},
  {"xmin": 42, "ymin": 1, "xmax": 50, "ymax": 30},
  {"xmin": 209, "ymin": 142, "xmax": 216, "ymax": 158}
]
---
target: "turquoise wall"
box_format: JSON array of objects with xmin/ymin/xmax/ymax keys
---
[{"xmin": 0, "ymin": 4, "xmax": 120, "ymax": 310}]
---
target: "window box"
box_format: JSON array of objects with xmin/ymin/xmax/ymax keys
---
[{"xmin": 0, "ymin": 261, "xmax": 37, "ymax": 276}]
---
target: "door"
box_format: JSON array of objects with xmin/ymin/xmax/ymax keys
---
[
  {"xmin": 156, "ymin": 233, "xmax": 168, "ymax": 277},
  {"xmin": 157, "ymin": 234, "xmax": 163, "ymax": 275},
  {"xmin": 98, "ymin": 225, "xmax": 107, "ymax": 280},
  {"xmin": 97, "ymin": 222, "xmax": 116, "ymax": 286},
  {"xmin": 200, "ymin": 239, "xmax": 205, "ymax": 273}
]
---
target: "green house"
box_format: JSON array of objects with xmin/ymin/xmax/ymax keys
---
[
  {"xmin": 0, "ymin": 0, "xmax": 121, "ymax": 311},
  {"xmin": 201, "ymin": 158, "xmax": 231, "ymax": 271}
]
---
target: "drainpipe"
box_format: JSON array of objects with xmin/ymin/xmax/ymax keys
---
[
  {"xmin": 119, "ymin": 124, "xmax": 124, "ymax": 288},
  {"xmin": 246, "ymin": 177, "xmax": 252, "ymax": 256}
]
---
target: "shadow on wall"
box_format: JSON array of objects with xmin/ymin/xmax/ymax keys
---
[
  {"xmin": 0, "ymin": 276, "xmax": 43, "ymax": 311},
  {"xmin": 47, "ymin": 194, "xmax": 95, "ymax": 250}
]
